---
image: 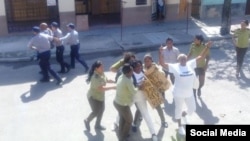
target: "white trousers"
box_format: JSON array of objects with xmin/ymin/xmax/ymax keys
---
[
  {"xmin": 134, "ymin": 90, "xmax": 156, "ymax": 135},
  {"xmin": 174, "ymin": 96, "xmax": 196, "ymax": 120}
]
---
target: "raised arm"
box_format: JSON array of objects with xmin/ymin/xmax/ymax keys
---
[
  {"xmin": 159, "ymin": 46, "xmax": 169, "ymax": 70},
  {"xmin": 196, "ymin": 41, "xmax": 212, "ymax": 64}
]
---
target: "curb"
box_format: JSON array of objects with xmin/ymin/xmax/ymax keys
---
[{"xmin": 0, "ymin": 36, "xmax": 232, "ymax": 63}]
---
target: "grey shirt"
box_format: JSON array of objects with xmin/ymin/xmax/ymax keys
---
[
  {"xmin": 28, "ymin": 33, "xmax": 53, "ymax": 53},
  {"xmin": 60, "ymin": 30, "xmax": 79, "ymax": 45},
  {"xmin": 161, "ymin": 46, "xmax": 180, "ymax": 63}
]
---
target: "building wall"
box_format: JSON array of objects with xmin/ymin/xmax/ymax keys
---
[
  {"xmin": 200, "ymin": 0, "xmax": 247, "ymax": 19},
  {"xmin": 0, "ymin": 0, "xmax": 8, "ymax": 36},
  {"xmin": 122, "ymin": 0, "xmax": 189, "ymax": 26},
  {"xmin": 58, "ymin": 0, "xmax": 75, "ymax": 32}
]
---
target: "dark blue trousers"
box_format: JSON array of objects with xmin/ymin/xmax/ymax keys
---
[{"xmin": 70, "ymin": 44, "xmax": 88, "ymax": 70}]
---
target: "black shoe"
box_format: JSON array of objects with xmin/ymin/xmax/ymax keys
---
[
  {"xmin": 56, "ymin": 80, "xmax": 63, "ymax": 85},
  {"xmin": 95, "ymin": 125, "xmax": 106, "ymax": 130},
  {"xmin": 40, "ymin": 78, "xmax": 50, "ymax": 82},
  {"xmin": 66, "ymin": 66, "xmax": 71, "ymax": 73},
  {"xmin": 132, "ymin": 125, "xmax": 137, "ymax": 132},
  {"xmin": 161, "ymin": 122, "xmax": 168, "ymax": 128},
  {"xmin": 84, "ymin": 119, "xmax": 90, "ymax": 131}
]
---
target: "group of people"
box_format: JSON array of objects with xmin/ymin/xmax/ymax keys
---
[
  {"xmin": 83, "ymin": 31, "xmax": 214, "ymax": 141},
  {"xmin": 28, "ymin": 22, "xmax": 89, "ymax": 85}
]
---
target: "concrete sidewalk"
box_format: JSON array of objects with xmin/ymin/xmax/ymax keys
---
[{"xmin": 0, "ymin": 17, "xmax": 244, "ymax": 62}]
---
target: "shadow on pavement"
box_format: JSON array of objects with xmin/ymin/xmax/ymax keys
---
[
  {"xmin": 163, "ymin": 99, "xmax": 175, "ymax": 122},
  {"xmin": 20, "ymin": 81, "xmax": 62, "ymax": 103},
  {"xmin": 237, "ymin": 71, "xmax": 250, "ymax": 89},
  {"xmin": 83, "ymin": 129, "xmax": 104, "ymax": 141},
  {"xmin": 170, "ymin": 131, "xmax": 185, "ymax": 141},
  {"xmin": 195, "ymin": 97, "xmax": 219, "ymax": 124}
]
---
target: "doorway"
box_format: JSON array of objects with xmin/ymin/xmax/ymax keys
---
[
  {"xmin": 76, "ymin": 0, "xmax": 121, "ymax": 27},
  {"xmin": 191, "ymin": 0, "xmax": 201, "ymax": 19},
  {"xmin": 246, "ymin": 0, "xmax": 250, "ymax": 15}
]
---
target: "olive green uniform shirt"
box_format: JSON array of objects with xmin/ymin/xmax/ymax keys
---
[
  {"xmin": 114, "ymin": 74, "xmax": 137, "ymax": 106},
  {"xmin": 188, "ymin": 43, "xmax": 210, "ymax": 68},
  {"xmin": 110, "ymin": 59, "xmax": 124, "ymax": 71},
  {"xmin": 233, "ymin": 28, "xmax": 250, "ymax": 48},
  {"xmin": 87, "ymin": 72, "xmax": 107, "ymax": 101}
]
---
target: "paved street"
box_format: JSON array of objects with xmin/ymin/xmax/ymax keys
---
[{"xmin": 1, "ymin": 40, "xmax": 250, "ymax": 141}]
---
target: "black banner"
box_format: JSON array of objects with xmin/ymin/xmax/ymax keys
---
[{"xmin": 186, "ymin": 125, "xmax": 250, "ymax": 140}]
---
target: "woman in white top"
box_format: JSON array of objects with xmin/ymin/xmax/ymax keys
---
[
  {"xmin": 159, "ymin": 41, "xmax": 212, "ymax": 135},
  {"xmin": 131, "ymin": 60, "xmax": 158, "ymax": 141}
]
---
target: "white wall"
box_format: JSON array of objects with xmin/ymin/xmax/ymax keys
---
[
  {"xmin": 0, "ymin": 0, "xmax": 6, "ymax": 16},
  {"xmin": 58, "ymin": 0, "xmax": 75, "ymax": 12}
]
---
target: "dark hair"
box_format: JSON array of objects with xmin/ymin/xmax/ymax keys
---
[
  {"xmin": 32, "ymin": 26, "xmax": 40, "ymax": 33},
  {"xmin": 166, "ymin": 37, "xmax": 173, "ymax": 42},
  {"xmin": 131, "ymin": 60, "xmax": 142, "ymax": 69},
  {"xmin": 123, "ymin": 52, "xmax": 135, "ymax": 63},
  {"xmin": 122, "ymin": 63, "xmax": 132, "ymax": 74},
  {"xmin": 243, "ymin": 20, "xmax": 249, "ymax": 26},
  {"xmin": 67, "ymin": 23, "xmax": 75, "ymax": 29},
  {"xmin": 86, "ymin": 60, "xmax": 102, "ymax": 83},
  {"xmin": 51, "ymin": 22, "xmax": 59, "ymax": 28},
  {"xmin": 195, "ymin": 34, "xmax": 204, "ymax": 43}
]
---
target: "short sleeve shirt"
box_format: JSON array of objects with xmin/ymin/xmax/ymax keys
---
[
  {"xmin": 168, "ymin": 59, "xmax": 196, "ymax": 98},
  {"xmin": 234, "ymin": 28, "xmax": 250, "ymax": 48},
  {"xmin": 87, "ymin": 72, "xmax": 107, "ymax": 101},
  {"xmin": 188, "ymin": 43, "xmax": 209, "ymax": 68}
]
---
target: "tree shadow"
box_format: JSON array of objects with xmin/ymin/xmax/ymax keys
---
[
  {"xmin": 20, "ymin": 81, "xmax": 62, "ymax": 103},
  {"xmin": 195, "ymin": 97, "xmax": 219, "ymax": 124},
  {"xmin": 237, "ymin": 71, "xmax": 250, "ymax": 89},
  {"xmin": 83, "ymin": 129, "xmax": 104, "ymax": 141}
]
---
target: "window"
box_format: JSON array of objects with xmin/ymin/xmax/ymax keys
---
[{"xmin": 136, "ymin": 0, "xmax": 147, "ymax": 5}]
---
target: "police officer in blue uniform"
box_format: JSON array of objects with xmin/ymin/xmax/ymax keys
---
[
  {"xmin": 28, "ymin": 26, "xmax": 63, "ymax": 85},
  {"xmin": 51, "ymin": 22, "xmax": 70, "ymax": 73},
  {"xmin": 59, "ymin": 23, "xmax": 89, "ymax": 73}
]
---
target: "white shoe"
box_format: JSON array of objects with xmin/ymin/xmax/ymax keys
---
[
  {"xmin": 181, "ymin": 115, "xmax": 188, "ymax": 125},
  {"xmin": 152, "ymin": 134, "xmax": 158, "ymax": 141},
  {"xmin": 178, "ymin": 126, "xmax": 186, "ymax": 136}
]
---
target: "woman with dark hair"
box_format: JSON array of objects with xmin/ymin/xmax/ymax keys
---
[
  {"xmin": 84, "ymin": 60, "xmax": 116, "ymax": 131},
  {"xmin": 232, "ymin": 19, "xmax": 250, "ymax": 78},
  {"xmin": 187, "ymin": 34, "xmax": 210, "ymax": 97}
]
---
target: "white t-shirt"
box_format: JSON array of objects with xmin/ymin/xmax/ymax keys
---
[
  {"xmin": 133, "ymin": 72, "xmax": 146, "ymax": 102},
  {"xmin": 168, "ymin": 59, "xmax": 196, "ymax": 98}
]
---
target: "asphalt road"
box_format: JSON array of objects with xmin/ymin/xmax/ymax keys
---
[{"xmin": 1, "ymin": 40, "xmax": 250, "ymax": 141}]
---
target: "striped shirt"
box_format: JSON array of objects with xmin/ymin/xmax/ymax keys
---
[
  {"xmin": 60, "ymin": 30, "xmax": 79, "ymax": 45},
  {"xmin": 161, "ymin": 46, "xmax": 180, "ymax": 63},
  {"xmin": 27, "ymin": 33, "xmax": 53, "ymax": 53}
]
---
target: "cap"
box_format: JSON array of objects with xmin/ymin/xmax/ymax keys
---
[
  {"xmin": 51, "ymin": 22, "xmax": 59, "ymax": 28},
  {"xmin": 67, "ymin": 23, "xmax": 75, "ymax": 29},
  {"xmin": 32, "ymin": 26, "xmax": 40, "ymax": 33}
]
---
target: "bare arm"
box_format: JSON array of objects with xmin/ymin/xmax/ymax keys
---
[
  {"xmin": 196, "ymin": 41, "xmax": 212, "ymax": 64},
  {"xmin": 159, "ymin": 46, "xmax": 169, "ymax": 70}
]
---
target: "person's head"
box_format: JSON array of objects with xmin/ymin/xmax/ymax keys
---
[
  {"xmin": 123, "ymin": 52, "xmax": 136, "ymax": 63},
  {"xmin": 177, "ymin": 54, "xmax": 187, "ymax": 66},
  {"xmin": 131, "ymin": 60, "xmax": 143, "ymax": 74},
  {"xmin": 122, "ymin": 63, "xmax": 133, "ymax": 78},
  {"xmin": 241, "ymin": 20, "xmax": 249, "ymax": 29},
  {"xmin": 143, "ymin": 53, "xmax": 153, "ymax": 68},
  {"xmin": 51, "ymin": 22, "xmax": 59, "ymax": 31},
  {"xmin": 86, "ymin": 60, "xmax": 104, "ymax": 83},
  {"xmin": 40, "ymin": 22, "xmax": 48, "ymax": 31},
  {"xmin": 32, "ymin": 26, "xmax": 40, "ymax": 34},
  {"xmin": 67, "ymin": 23, "xmax": 75, "ymax": 31},
  {"xmin": 166, "ymin": 37, "xmax": 173, "ymax": 48},
  {"xmin": 194, "ymin": 34, "xmax": 204, "ymax": 45}
]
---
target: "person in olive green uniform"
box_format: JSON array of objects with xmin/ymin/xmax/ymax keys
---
[
  {"xmin": 232, "ymin": 20, "xmax": 250, "ymax": 78},
  {"xmin": 113, "ymin": 64, "xmax": 138, "ymax": 141},
  {"xmin": 84, "ymin": 60, "xmax": 116, "ymax": 131},
  {"xmin": 187, "ymin": 35, "xmax": 210, "ymax": 97}
]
